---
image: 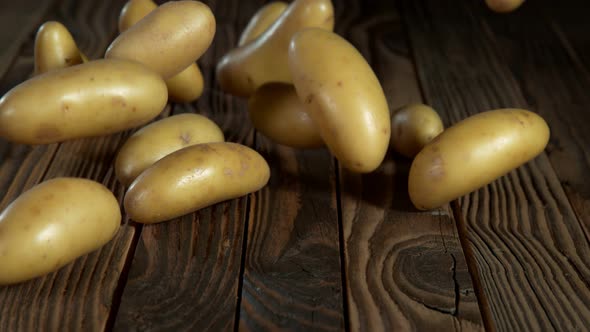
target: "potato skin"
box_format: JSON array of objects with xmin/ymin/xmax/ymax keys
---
[
  {"xmin": 34, "ymin": 21, "xmax": 84, "ymax": 75},
  {"xmin": 0, "ymin": 178, "xmax": 121, "ymax": 285},
  {"xmin": 115, "ymin": 113, "xmax": 224, "ymax": 186},
  {"xmin": 288, "ymin": 28, "xmax": 390, "ymax": 173},
  {"xmin": 165, "ymin": 63, "xmax": 204, "ymax": 103},
  {"xmin": 409, "ymin": 109, "xmax": 550, "ymax": 210},
  {"xmin": 0, "ymin": 59, "xmax": 168, "ymax": 144},
  {"xmin": 485, "ymin": 0, "xmax": 525, "ymax": 13},
  {"xmin": 391, "ymin": 104, "xmax": 444, "ymax": 158},
  {"xmin": 118, "ymin": 0, "xmax": 158, "ymax": 33},
  {"xmin": 216, "ymin": 0, "xmax": 334, "ymax": 97},
  {"xmin": 125, "ymin": 142, "xmax": 270, "ymax": 224},
  {"xmin": 106, "ymin": 1, "xmax": 215, "ymax": 79},
  {"xmin": 249, "ymin": 83, "xmax": 322, "ymax": 148},
  {"xmin": 238, "ymin": 1, "xmax": 288, "ymax": 46}
]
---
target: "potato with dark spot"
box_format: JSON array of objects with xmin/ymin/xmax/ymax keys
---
[
  {"xmin": 106, "ymin": 0, "xmax": 215, "ymax": 79},
  {"xmin": 238, "ymin": 1, "xmax": 288, "ymax": 46},
  {"xmin": 288, "ymin": 28, "xmax": 390, "ymax": 173},
  {"xmin": 115, "ymin": 113, "xmax": 224, "ymax": 186},
  {"xmin": 216, "ymin": 0, "xmax": 334, "ymax": 97},
  {"xmin": 485, "ymin": 0, "xmax": 525, "ymax": 13},
  {"xmin": 34, "ymin": 21, "xmax": 85, "ymax": 75},
  {"xmin": 124, "ymin": 142, "xmax": 270, "ymax": 224},
  {"xmin": 409, "ymin": 109, "xmax": 549, "ymax": 210},
  {"xmin": 391, "ymin": 103, "xmax": 444, "ymax": 158},
  {"xmin": 0, "ymin": 178, "xmax": 121, "ymax": 285},
  {"xmin": 0, "ymin": 59, "xmax": 168, "ymax": 144},
  {"xmin": 248, "ymin": 83, "xmax": 323, "ymax": 148}
]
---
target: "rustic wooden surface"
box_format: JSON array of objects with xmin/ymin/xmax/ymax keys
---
[{"xmin": 0, "ymin": 0, "xmax": 589, "ymax": 331}]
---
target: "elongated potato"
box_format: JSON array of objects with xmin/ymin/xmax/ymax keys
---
[
  {"xmin": 106, "ymin": 1, "xmax": 215, "ymax": 79},
  {"xmin": 216, "ymin": 0, "xmax": 334, "ymax": 97},
  {"xmin": 115, "ymin": 113, "xmax": 224, "ymax": 186},
  {"xmin": 409, "ymin": 109, "xmax": 550, "ymax": 210},
  {"xmin": 34, "ymin": 21, "xmax": 84, "ymax": 75},
  {"xmin": 288, "ymin": 28, "xmax": 390, "ymax": 173},
  {"xmin": 391, "ymin": 104, "xmax": 444, "ymax": 158},
  {"xmin": 249, "ymin": 82, "xmax": 322, "ymax": 148},
  {"xmin": 0, "ymin": 178, "xmax": 121, "ymax": 285},
  {"xmin": 0, "ymin": 59, "xmax": 167, "ymax": 144},
  {"xmin": 238, "ymin": 1, "xmax": 288, "ymax": 46},
  {"xmin": 118, "ymin": 0, "xmax": 158, "ymax": 33},
  {"xmin": 125, "ymin": 142, "xmax": 270, "ymax": 224},
  {"xmin": 485, "ymin": 0, "xmax": 525, "ymax": 13}
]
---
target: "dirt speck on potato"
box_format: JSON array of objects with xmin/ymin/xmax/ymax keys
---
[
  {"xmin": 428, "ymin": 155, "xmax": 445, "ymax": 181},
  {"xmin": 180, "ymin": 132, "xmax": 191, "ymax": 144}
]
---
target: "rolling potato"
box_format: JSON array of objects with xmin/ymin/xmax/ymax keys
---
[
  {"xmin": 216, "ymin": 0, "xmax": 334, "ymax": 97},
  {"xmin": 125, "ymin": 142, "xmax": 270, "ymax": 224},
  {"xmin": 118, "ymin": 0, "xmax": 158, "ymax": 33},
  {"xmin": 115, "ymin": 113, "xmax": 224, "ymax": 186},
  {"xmin": 238, "ymin": 1, "xmax": 288, "ymax": 46},
  {"xmin": 409, "ymin": 109, "xmax": 550, "ymax": 210},
  {"xmin": 288, "ymin": 28, "xmax": 390, "ymax": 173},
  {"xmin": 0, "ymin": 178, "xmax": 121, "ymax": 285},
  {"xmin": 0, "ymin": 59, "xmax": 168, "ymax": 144},
  {"xmin": 391, "ymin": 104, "xmax": 444, "ymax": 158},
  {"xmin": 34, "ymin": 21, "xmax": 85, "ymax": 75},
  {"xmin": 248, "ymin": 82, "xmax": 322, "ymax": 148},
  {"xmin": 485, "ymin": 0, "xmax": 525, "ymax": 13},
  {"xmin": 106, "ymin": 0, "xmax": 215, "ymax": 79}
]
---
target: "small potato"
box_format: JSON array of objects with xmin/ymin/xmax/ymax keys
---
[
  {"xmin": 0, "ymin": 178, "xmax": 121, "ymax": 285},
  {"xmin": 0, "ymin": 59, "xmax": 168, "ymax": 144},
  {"xmin": 409, "ymin": 109, "xmax": 550, "ymax": 210},
  {"xmin": 106, "ymin": 1, "xmax": 215, "ymax": 79},
  {"xmin": 248, "ymin": 83, "xmax": 322, "ymax": 148},
  {"xmin": 34, "ymin": 21, "xmax": 84, "ymax": 75},
  {"xmin": 118, "ymin": 0, "xmax": 158, "ymax": 33},
  {"xmin": 216, "ymin": 0, "xmax": 334, "ymax": 97},
  {"xmin": 125, "ymin": 142, "xmax": 270, "ymax": 224},
  {"xmin": 391, "ymin": 104, "xmax": 444, "ymax": 158},
  {"xmin": 115, "ymin": 113, "xmax": 224, "ymax": 186},
  {"xmin": 238, "ymin": 1, "xmax": 288, "ymax": 46},
  {"xmin": 165, "ymin": 63, "xmax": 204, "ymax": 103},
  {"xmin": 485, "ymin": 0, "xmax": 525, "ymax": 13},
  {"xmin": 288, "ymin": 28, "xmax": 390, "ymax": 173}
]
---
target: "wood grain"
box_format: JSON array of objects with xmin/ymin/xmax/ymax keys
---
[
  {"xmin": 339, "ymin": 1, "xmax": 483, "ymax": 330},
  {"xmin": 402, "ymin": 0, "xmax": 590, "ymax": 330}
]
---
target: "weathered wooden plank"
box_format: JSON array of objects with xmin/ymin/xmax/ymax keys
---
[
  {"xmin": 339, "ymin": 1, "xmax": 483, "ymax": 330},
  {"xmin": 402, "ymin": 0, "xmax": 590, "ymax": 330}
]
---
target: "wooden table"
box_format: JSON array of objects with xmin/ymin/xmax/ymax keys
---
[{"xmin": 0, "ymin": 0, "xmax": 589, "ymax": 331}]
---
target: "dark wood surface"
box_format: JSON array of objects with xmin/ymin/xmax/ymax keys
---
[{"xmin": 0, "ymin": 0, "xmax": 589, "ymax": 331}]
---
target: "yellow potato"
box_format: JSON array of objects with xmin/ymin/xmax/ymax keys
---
[
  {"xmin": 125, "ymin": 142, "xmax": 270, "ymax": 224},
  {"xmin": 216, "ymin": 0, "xmax": 334, "ymax": 97},
  {"xmin": 106, "ymin": 1, "xmax": 215, "ymax": 79},
  {"xmin": 391, "ymin": 104, "xmax": 444, "ymax": 158},
  {"xmin": 288, "ymin": 28, "xmax": 390, "ymax": 173},
  {"xmin": 409, "ymin": 109, "xmax": 550, "ymax": 210},
  {"xmin": 238, "ymin": 1, "xmax": 288, "ymax": 46},
  {"xmin": 0, "ymin": 178, "xmax": 121, "ymax": 285},
  {"xmin": 165, "ymin": 63, "xmax": 204, "ymax": 103},
  {"xmin": 0, "ymin": 59, "xmax": 168, "ymax": 145},
  {"xmin": 118, "ymin": 0, "xmax": 158, "ymax": 33},
  {"xmin": 34, "ymin": 21, "xmax": 85, "ymax": 75},
  {"xmin": 485, "ymin": 0, "xmax": 525, "ymax": 13},
  {"xmin": 248, "ymin": 82, "xmax": 323, "ymax": 148},
  {"xmin": 115, "ymin": 113, "xmax": 224, "ymax": 186}
]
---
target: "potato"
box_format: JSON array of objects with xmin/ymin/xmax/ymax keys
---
[
  {"xmin": 0, "ymin": 59, "xmax": 168, "ymax": 145},
  {"xmin": 117, "ymin": 0, "xmax": 204, "ymax": 102},
  {"xmin": 485, "ymin": 0, "xmax": 525, "ymax": 13},
  {"xmin": 288, "ymin": 28, "xmax": 390, "ymax": 173},
  {"xmin": 409, "ymin": 109, "xmax": 550, "ymax": 210},
  {"xmin": 216, "ymin": 0, "xmax": 334, "ymax": 97},
  {"xmin": 248, "ymin": 83, "xmax": 322, "ymax": 148},
  {"xmin": 0, "ymin": 178, "xmax": 121, "ymax": 285},
  {"xmin": 106, "ymin": 1, "xmax": 215, "ymax": 79},
  {"xmin": 238, "ymin": 1, "xmax": 288, "ymax": 46},
  {"xmin": 118, "ymin": 0, "xmax": 158, "ymax": 33},
  {"xmin": 115, "ymin": 113, "xmax": 224, "ymax": 186},
  {"xmin": 125, "ymin": 142, "xmax": 270, "ymax": 224},
  {"xmin": 391, "ymin": 104, "xmax": 444, "ymax": 158},
  {"xmin": 34, "ymin": 21, "xmax": 85, "ymax": 75}
]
